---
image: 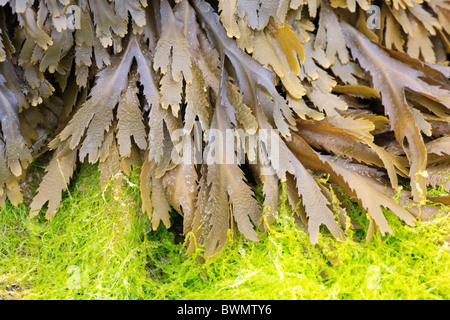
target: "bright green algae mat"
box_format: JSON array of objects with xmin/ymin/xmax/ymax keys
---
[{"xmin": 0, "ymin": 163, "xmax": 449, "ymax": 300}]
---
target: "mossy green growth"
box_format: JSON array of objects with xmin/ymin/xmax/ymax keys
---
[
  {"xmin": 0, "ymin": 163, "xmax": 449, "ymax": 300},
  {"xmin": 0, "ymin": 163, "xmax": 153, "ymax": 299}
]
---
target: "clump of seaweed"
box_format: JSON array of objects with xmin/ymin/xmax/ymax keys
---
[{"xmin": 0, "ymin": 0, "xmax": 449, "ymax": 258}]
